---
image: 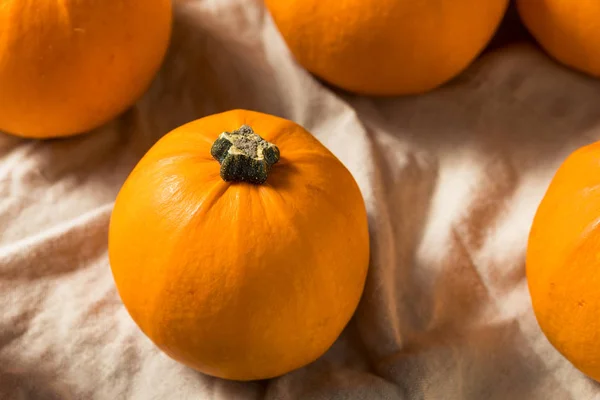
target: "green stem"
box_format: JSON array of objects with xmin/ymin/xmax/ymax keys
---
[{"xmin": 210, "ymin": 125, "xmax": 280, "ymax": 184}]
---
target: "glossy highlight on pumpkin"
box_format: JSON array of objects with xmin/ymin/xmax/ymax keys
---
[
  {"xmin": 0, "ymin": 0, "xmax": 172, "ymax": 138},
  {"xmin": 108, "ymin": 110, "xmax": 370, "ymax": 381}
]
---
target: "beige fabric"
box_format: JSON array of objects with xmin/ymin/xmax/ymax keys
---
[{"xmin": 3, "ymin": 1, "xmax": 600, "ymax": 398}]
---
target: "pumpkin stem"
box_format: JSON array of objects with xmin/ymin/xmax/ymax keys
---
[{"xmin": 210, "ymin": 125, "xmax": 280, "ymax": 184}]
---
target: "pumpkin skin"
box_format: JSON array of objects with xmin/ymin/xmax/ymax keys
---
[
  {"xmin": 517, "ymin": 0, "xmax": 600, "ymax": 78},
  {"xmin": 527, "ymin": 141, "xmax": 600, "ymax": 382},
  {"xmin": 108, "ymin": 109, "xmax": 370, "ymax": 381},
  {"xmin": 0, "ymin": 0, "xmax": 172, "ymax": 138},
  {"xmin": 264, "ymin": 0, "xmax": 509, "ymax": 96}
]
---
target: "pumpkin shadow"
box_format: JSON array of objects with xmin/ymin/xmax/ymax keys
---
[
  {"xmin": 188, "ymin": 369, "xmax": 269, "ymax": 400},
  {"xmin": 485, "ymin": 1, "xmax": 532, "ymax": 51},
  {"xmin": 261, "ymin": 319, "xmax": 407, "ymax": 399},
  {"xmin": 267, "ymin": 161, "xmax": 301, "ymax": 191}
]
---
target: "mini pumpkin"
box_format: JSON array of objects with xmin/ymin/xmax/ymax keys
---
[
  {"xmin": 517, "ymin": 0, "xmax": 600, "ymax": 78},
  {"xmin": 264, "ymin": 0, "xmax": 509, "ymax": 96},
  {"xmin": 0, "ymin": 0, "xmax": 172, "ymax": 138},
  {"xmin": 108, "ymin": 109, "xmax": 370, "ymax": 381},
  {"xmin": 527, "ymin": 141, "xmax": 600, "ymax": 382}
]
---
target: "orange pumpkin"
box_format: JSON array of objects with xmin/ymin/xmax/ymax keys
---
[
  {"xmin": 264, "ymin": 0, "xmax": 509, "ymax": 96},
  {"xmin": 0, "ymin": 0, "xmax": 172, "ymax": 138},
  {"xmin": 517, "ymin": 0, "xmax": 600, "ymax": 78},
  {"xmin": 527, "ymin": 141, "xmax": 600, "ymax": 381},
  {"xmin": 108, "ymin": 109, "xmax": 370, "ymax": 381}
]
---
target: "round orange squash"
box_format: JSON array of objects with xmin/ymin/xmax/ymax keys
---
[
  {"xmin": 108, "ymin": 109, "xmax": 370, "ymax": 381},
  {"xmin": 517, "ymin": 0, "xmax": 600, "ymax": 77},
  {"xmin": 527, "ymin": 141, "xmax": 600, "ymax": 381},
  {"xmin": 0, "ymin": 0, "xmax": 172, "ymax": 138},
  {"xmin": 264, "ymin": 0, "xmax": 509, "ymax": 96}
]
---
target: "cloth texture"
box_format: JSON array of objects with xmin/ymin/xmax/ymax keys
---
[{"xmin": 2, "ymin": 1, "xmax": 600, "ymax": 398}]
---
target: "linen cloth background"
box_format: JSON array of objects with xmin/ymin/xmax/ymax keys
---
[{"xmin": 2, "ymin": 1, "xmax": 600, "ymax": 398}]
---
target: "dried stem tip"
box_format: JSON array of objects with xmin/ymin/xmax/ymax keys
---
[{"xmin": 210, "ymin": 125, "xmax": 280, "ymax": 184}]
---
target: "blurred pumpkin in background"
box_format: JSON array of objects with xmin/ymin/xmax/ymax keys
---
[
  {"xmin": 517, "ymin": 0, "xmax": 600, "ymax": 78},
  {"xmin": 264, "ymin": 0, "xmax": 509, "ymax": 96},
  {"xmin": 108, "ymin": 109, "xmax": 370, "ymax": 381},
  {"xmin": 0, "ymin": 0, "xmax": 172, "ymax": 138},
  {"xmin": 527, "ymin": 141, "xmax": 600, "ymax": 382}
]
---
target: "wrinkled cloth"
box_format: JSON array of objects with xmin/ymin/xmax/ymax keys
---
[{"xmin": 2, "ymin": 1, "xmax": 600, "ymax": 399}]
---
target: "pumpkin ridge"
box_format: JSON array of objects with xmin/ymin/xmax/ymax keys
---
[
  {"xmin": 187, "ymin": 179, "xmax": 231, "ymax": 220},
  {"xmin": 146, "ymin": 179, "xmax": 235, "ymax": 347}
]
